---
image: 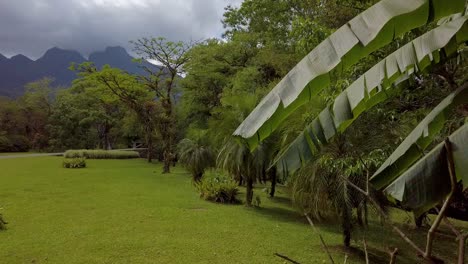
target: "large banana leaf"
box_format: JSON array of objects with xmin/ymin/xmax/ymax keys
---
[
  {"xmin": 371, "ymin": 85, "xmax": 468, "ymax": 189},
  {"xmin": 234, "ymin": 0, "xmax": 465, "ymax": 150},
  {"xmin": 274, "ymin": 16, "xmax": 468, "ymax": 178},
  {"xmin": 383, "ymin": 124, "xmax": 468, "ymax": 215}
]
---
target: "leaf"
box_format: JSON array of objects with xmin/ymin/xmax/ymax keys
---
[
  {"xmin": 383, "ymin": 124, "xmax": 468, "ymax": 214},
  {"xmin": 274, "ymin": 17, "xmax": 468, "ymax": 177},
  {"xmin": 234, "ymin": 0, "xmax": 465, "ymax": 150},
  {"xmin": 371, "ymin": 85, "xmax": 468, "ymax": 189}
]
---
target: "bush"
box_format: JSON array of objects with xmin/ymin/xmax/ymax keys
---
[
  {"xmin": 63, "ymin": 158, "xmax": 87, "ymax": 169},
  {"xmin": 64, "ymin": 149, "xmax": 140, "ymax": 159},
  {"xmin": 195, "ymin": 176, "xmax": 239, "ymax": 204},
  {"xmin": 0, "ymin": 134, "xmax": 30, "ymax": 152}
]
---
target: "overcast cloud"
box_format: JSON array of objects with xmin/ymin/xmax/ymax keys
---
[{"xmin": 0, "ymin": 0, "xmax": 242, "ymax": 59}]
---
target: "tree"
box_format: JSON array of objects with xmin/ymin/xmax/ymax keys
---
[
  {"xmin": 177, "ymin": 135, "xmax": 215, "ymax": 182},
  {"xmin": 131, "ymin": 37, "xmax": 194, "ymax": 173},
  {"xmin": 71, "ymin": 63, "xmax": 157, "ymax": 162}
]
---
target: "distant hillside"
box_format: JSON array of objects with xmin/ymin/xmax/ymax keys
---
[{"xmin": 0, "ymin": 46, "xmax": 160, "ymax": 97}]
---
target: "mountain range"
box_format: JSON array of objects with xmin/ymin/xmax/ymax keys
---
[{"xmin": 0, "ymin": 46, "xmax": 159, "ymax": 97}]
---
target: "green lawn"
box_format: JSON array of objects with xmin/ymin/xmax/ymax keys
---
[{"xmin": 0, "ymin": 157, "xmax": 465, "ymax": 263}]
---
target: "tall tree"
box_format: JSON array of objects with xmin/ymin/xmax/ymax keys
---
[
  {"xmin": 71, "ymin": 63, "xmax": 157, "ymax": 161},
  {"xmin": 131, "ymin": 37, "xmax": 193, "ymax": 173}
]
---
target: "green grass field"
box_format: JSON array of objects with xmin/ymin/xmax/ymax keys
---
[{"xmin": 0, "ymin": 157, "xmax": 465, "ymax": 263}]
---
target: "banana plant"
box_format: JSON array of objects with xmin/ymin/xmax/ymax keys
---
[
  {"xmin": 382, "ymin": 123, "xmax": 468, "ymax": 214},
  {"xmin": 234, "ymin": 0, "xmax": 465, "ymax": 150},
  {"xmin": 370, "ymin": 85, "xmax": 468, "ymax": 189},
  {"xmin": 273, "ymin": 16, "xmax": 468, "ymax": 177}
]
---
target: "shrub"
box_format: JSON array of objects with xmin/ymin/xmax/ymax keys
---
[
  {"xmin": 195, "ymin": 176, "xmax": 239, "ymax": 204},
  {"xmin": 64, "ymin": 149, "xmax": 140, "ymax": 159},
  {"xmin": 63, "ymin": 158, "xmax": 87, "ymax": 169}
]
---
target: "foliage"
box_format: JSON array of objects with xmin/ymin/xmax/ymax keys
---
[
  {"xmin": 177, "ymin": 137, "xmax": 215, "ymax": 182},
  {"xmin": 62, "ymin": 158, "xmax": 87, "ymax": 169},
  {"xmin": 63, "ymin": 149, "xmax": 140, "ymax": 159},
  {"xmin": 371, "ymin": 85, "xmax": 468, "ymax": 189},
  {"xmin": 275, "ymin": 18, "xmax": 468, "ymax": 177},
  {"xmin": 0, "ymin": 78, "xmax": 54, "ymax": 152},
  {"xmin": 383, "ymin": 123, "xmax": 468, "ymax": 215},
  {"xmin": 233, "ymin": 0, "xmax": 465, "ymax": 149},
  {"xmin": 195, "ymin": 176, "xmax": 240, "ymax": 204}
]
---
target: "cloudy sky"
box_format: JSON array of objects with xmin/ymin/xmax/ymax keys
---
[{"xmin": 0, "ymin": 0, "xmax": 242, "ymax": 59}]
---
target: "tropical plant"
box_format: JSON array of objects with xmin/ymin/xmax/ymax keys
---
[
  {"xmin": 234, "ymin": 0, "xmax": 465, "ymax": 150},
  {"xmin": 177, "ymin": 137, "xmax": 215, "ymax": 182},
  {"xmin": 371, "ymin": 85, "xmax": 468, "ymax": 189},
  {"xmin": 232, "ymin": 0, "xmax": 467, "ymax": 260},
  {"xmin": 217, "ymin": 140, "xmax": 264, "ymax": 206},
  {"xmin": 195, "ymin": 176, "xmax": 240, "ymax": 204},
  {"xmin": 274, "ymin": 16, "xmax": 468, "ymax": 177}
]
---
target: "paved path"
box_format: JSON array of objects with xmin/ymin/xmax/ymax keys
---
[
  {"xmin": 0, "ymin": 153, "xmax": 63, "ymax": 159},
  {"xmin": 0, "ymin": 148, "xmax": 147, "ymax": 160}
]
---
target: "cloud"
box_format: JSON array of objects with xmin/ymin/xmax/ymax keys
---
[{"xmin": 0, "ymin": 0, "xmax": 243, "ymax": 59}]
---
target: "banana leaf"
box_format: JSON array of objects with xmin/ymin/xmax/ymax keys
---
[
  {"xmin": 371, "ymin": 85, "xmax": 468, "ymax": 189},
  {"xmin": 383, "ymin": 124, "xmax": 468, "ymax": 215},
  {"xmin": 274, "ymin": 17, "xmax": 468, "ymax": 178},
  {"xmin": 234, "ymin": 0, "xmax": 465, "ymax": 150}
]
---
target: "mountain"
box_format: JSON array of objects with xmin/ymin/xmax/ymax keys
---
[
  {"xmin": 35, "ymin": 47, "xmax": 86, "ymax": 88},
  {"xmin": 0, "ymin": 46, "xmax": 160, "ymax": 97}
]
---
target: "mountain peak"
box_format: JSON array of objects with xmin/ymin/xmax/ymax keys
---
[
  {"xmin": 40, "ymin": 47, "xmax": 85, "ymax": 61},
  {"xmin": 105, "ymin": 46, "xmax": 128, "ymax": 54},
  {"xmin": 0, "ymin": 46, "xmax": 160, "ymax": 98},
  {"xmin": 0, "ymin": 53, "xmax": 6, "ymax": 61},
  {"xmin": 10, "ymin": 54, "xmax": 33, "ymax": 63}
]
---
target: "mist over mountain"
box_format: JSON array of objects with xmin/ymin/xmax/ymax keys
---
[{"xmin": 0, "ymin": 46, "xmax": 159, "ymax": 97}]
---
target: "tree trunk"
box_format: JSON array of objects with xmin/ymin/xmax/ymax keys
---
[
  {"xmin": 342, "ymin": 204, "xmax": 352, "ymax": 247},
  {"xmin": 357, "ymin": 205, "xmax": 364, "ymax": 227},
  {"xmin": 162, "ymin": 149, "xmax": 171, "ymax": 173},
  {"xmin": 146, "ymin": 132, "xmax": 153, "ymax": 163},
  {"xmin": 364, "ymin": 200, "xmax": 369, "ymax": 227},
  {"xmin": 246, "ymin": 177, "xmax": 254, "ymax": 206},
  {"xmin": 161, "ymin": 99, "xmax": 174, "ymax": 174},
  {"xmin": 270, "ymin": 170, "xmax": 277, "ymax": 197},
  {"xmin": 238, "ymin": 177, "xmax": 243, "ymax": 186},
  {"xmin": 415, "ymin": 213, "xmax": 426, "ymax": 228}
]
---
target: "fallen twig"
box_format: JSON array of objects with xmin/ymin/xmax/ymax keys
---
[
  {"xmin": 274, "ymin": 253, "xmax": 301, "ymax": 264},
  {"xmin": 305, "ymin": 213, "xmax": 335, "ymax": 264}
]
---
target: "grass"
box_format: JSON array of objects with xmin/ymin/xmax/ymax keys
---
[{"xmin": 0, "ymin": 157, "xmax": 466, "ymax": 263}]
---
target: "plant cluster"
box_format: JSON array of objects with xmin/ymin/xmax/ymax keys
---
[
  {"xmin": 64, "ymin": 149, "xmax": 140, "ymax": 159},
  {"xmin": 195, "ymin": 176, "xmax": 240, "ymax": 204},
  {"xmin": 62, "ymin": 158, "xmax": 87, "ymax": 169}
]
